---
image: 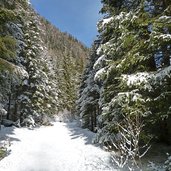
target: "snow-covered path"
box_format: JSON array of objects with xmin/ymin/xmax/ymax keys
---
[{"xmin": 0, "ymin": 121, "xmax": 116, "ymax": 171}]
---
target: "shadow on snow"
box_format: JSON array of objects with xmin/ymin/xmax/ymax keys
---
[
  {"xmin": 0, "ymin": 126, "xmax": 20, "ymax": 143},
  {"xmin": 65, "ymin": 121, "xmax": 98, "ymax": 146}
]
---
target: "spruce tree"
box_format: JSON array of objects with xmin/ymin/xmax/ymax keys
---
[
  {"xmin": 77, "ymin": 45, "xmax": 100, "ymax": 131},
  {"xmin": 78, "ymin": 0, "xmax": 171, "ymax": 149}
]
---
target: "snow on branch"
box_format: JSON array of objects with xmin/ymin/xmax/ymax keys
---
[{"xmin": 122, "ymin": 66, "xmax": 171, "ymax": 89}]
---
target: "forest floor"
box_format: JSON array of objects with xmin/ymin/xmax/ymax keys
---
[{"xmin": 0, "ymin": 120, "xmax": 117, "ymax": 171}]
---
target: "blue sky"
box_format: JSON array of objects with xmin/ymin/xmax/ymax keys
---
[{"xmin": 30, "ymin": 0, "xmax": 102, "ymax": 47}]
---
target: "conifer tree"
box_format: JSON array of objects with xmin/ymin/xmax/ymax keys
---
[
  {"xmin": 95, "ymin": 0, "xmax": 171, "ymax": 144},
  {"xmin": 77, "ymin": 45, "xmax": 100, "ymax": 131},
  {"xmin": 0, "ymin": 0, "xmax": 88, "ymax": 125},
  {"xmin": 78, "ymin": 0, "xmax": 171, "ymax": 148}
]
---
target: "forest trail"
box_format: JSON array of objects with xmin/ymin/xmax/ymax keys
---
[{"xmin": 0, "ymin": 121, "xmax": 116, "ymax": 171}]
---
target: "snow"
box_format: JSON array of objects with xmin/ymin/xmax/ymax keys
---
[
  {"xmin": 22, "ymin": 79, "xmax": 29, "ymax": 86},
  {"xmin": 0, "ymin": 121, "xmax": 116, "ymax": 171},
  {"xmin": 101, "ymin": 17, "xmax": 113, "ymax": 27},
  {"xmin": 93, "ymin": 55, "xmax": 106, "ymax": 70},
  {"xmin": 27, "ymin": 0, "xmax": 31, "ymax": 5},
  {"xmin": 0, "ymin": 108, "xmax": 7, "ymax": 116},
  {"xmin": 94, "ymin": 68, "xmax": 106, "ymax": 81},
  {"xmin": 158, "ymin": 16, "xmax": 171, "ymax": 23},
  {"xmin": 14, "ymin": 66, "xmax": 29, "ymax": 79},
  {"xmin": 122, "ymin": 72, "xmax": 150, "ymax": 87},
  {"xmin": 18, "ymin": 95, "xmax": 30, "ymax": 103},
  {"xmin": 96, "ymin": 45, "xmax": 103, "ymax": 56},
  {"xmin": 154, "ymin": 33, "xmax": 171, "ymax": 41},
  {"xmin": 122, "ymin": 66, "xmax": 171, "ymax": 89},
  {"xmin": 115, "ymin": 12, "xmax": 125, "ymax": 20}
]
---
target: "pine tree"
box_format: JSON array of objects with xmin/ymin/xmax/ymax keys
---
[
  {"xmin": 0, "ymin": 0, "xmax": 89, "ymax": 125},
  {"xmin": 77, "ymin": 45, "xmax": 100, "ymax": 131},
  {"xmin": 78, "ymin": 0, "xmax": 171, "ymax": 152}
]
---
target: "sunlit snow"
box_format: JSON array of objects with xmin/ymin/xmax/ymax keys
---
[{"xmin": 0, "ymin": 121, "xmax": 116, "ymax": 171}]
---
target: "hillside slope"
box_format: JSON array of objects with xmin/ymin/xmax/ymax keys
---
[{"xmin": 0, "ymin": 0, "xmax": 89, "ymax": 125}]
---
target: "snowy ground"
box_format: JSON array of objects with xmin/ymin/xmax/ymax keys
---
[{"xmin": 0, "ymin": 121, "xmax": 117, "ymax": 171}]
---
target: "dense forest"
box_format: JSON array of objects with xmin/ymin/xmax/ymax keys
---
[
  {"xmin": 0, "ymin": 0, "xmax": 171, "ymax": 170},
  {"xmin": 77, "ymin": 0, "xmax": 171, "ymax": 169},
  {"xmin": 0, "ymin": 0, "xmax": 89, "ymax": 126}
]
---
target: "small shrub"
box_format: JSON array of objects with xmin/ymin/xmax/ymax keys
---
[
  {"xmin": 0, "ymin": 36, "xmax": 16, "ymax": 62},
  {"xmin": 0, "ymin": 147, "xmax": 7, "ymax": 160},
  {"xmin": 109, "ymin": 115, "xmax": 151, "ymax": 170},
  {"xmin": 0, "ymin": 8, "xmax": 16, "ymax": 25},
  {"xmin": 0, "ymin": 58, "xmax": 14, "ymax": 72}
]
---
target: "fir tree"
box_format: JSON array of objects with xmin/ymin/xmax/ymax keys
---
[
  {"xmin": 77, "ymin": 1, "xmax": 171, "ymax": 166},
  {"xmin": 77, "ymin": 45, "xmax": 100, "ymax": 131}
]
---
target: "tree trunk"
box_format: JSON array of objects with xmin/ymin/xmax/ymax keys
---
[
  {"xmin": 7, "ymin": 92, "xmax": 11, "ymax": 120},
  {"xmin": 7, "ymin": 77, "xmax": 12, "ymax": 120}
]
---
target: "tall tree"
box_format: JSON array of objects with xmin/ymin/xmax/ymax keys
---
[
  {"xmin": 77, "ymin": 45, "xmax": 100, "ymax": 131},
  {"xmin": 78, "ymin": 0, "xmax": 171, "ymax": 147}
]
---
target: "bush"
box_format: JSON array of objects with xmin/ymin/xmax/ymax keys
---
[
  {"xmin": 0, "ymin": 8, "xmax": 16, "ymax": 25},
  {"xmin": 0, "ymin": 36, "xmax": 16, "ymax": 62},
  {"xmin": 0, "ymin": 58, "xmax": 14, "ymax": 72},
  {"xmin": 0, "ymin": 147, "xmax": 7, "ymax": 160}
]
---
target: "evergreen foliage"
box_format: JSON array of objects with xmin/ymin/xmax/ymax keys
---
[
  {"xmin": 77, "ymin": 45, "xmax": 100, "ymax": 131},
  {"xmin": 77, "ymin": 0, "xmax": 171, "ymax": 164},
  {"xmin": 0, "ymin": 0, "xmax": 89, "ymax": 126},
  {"xmin": 0, "ymin": 8, "xmax": 16, "ymax": 25},
  {"xmin": 40, "ymin": 18, "xmax": 88, "ymax": 112},
  {"xmin": 0, "ymin": 36, "xmax": 16, "ymax": 62}
]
